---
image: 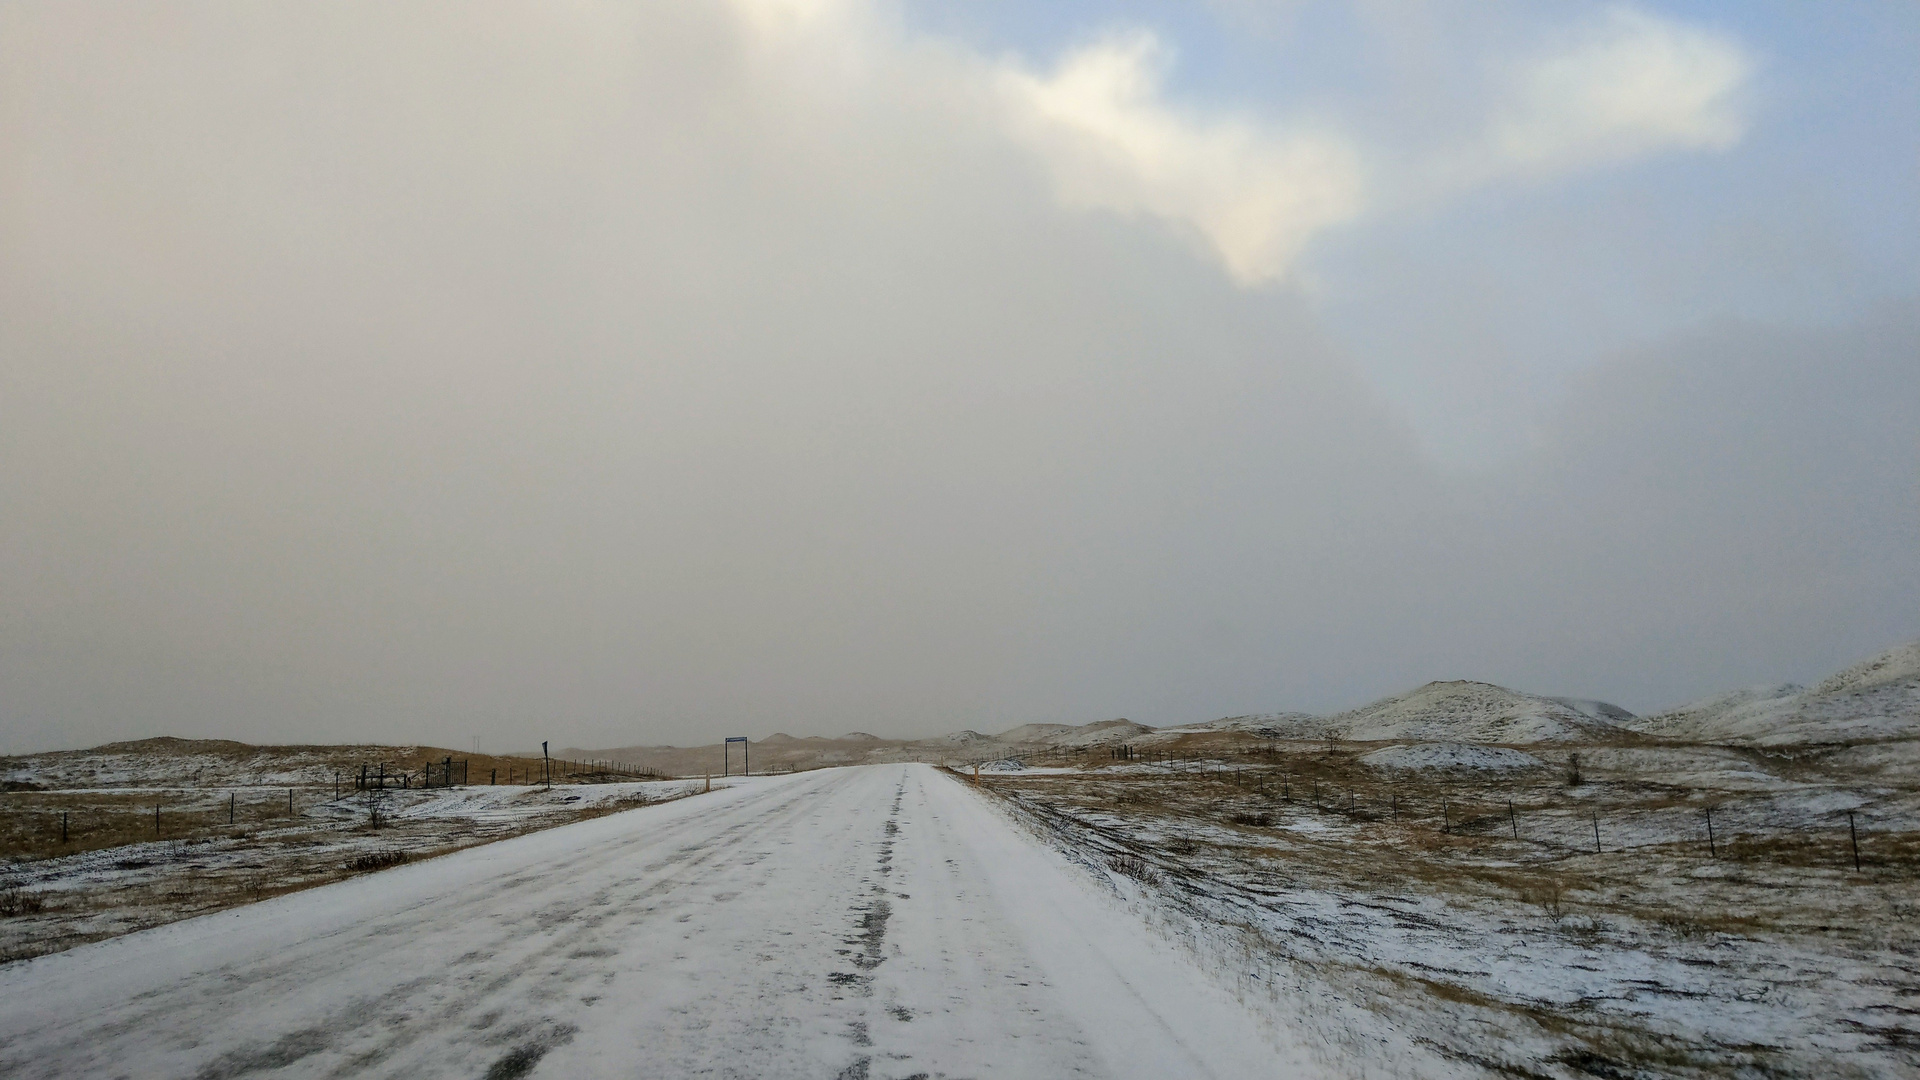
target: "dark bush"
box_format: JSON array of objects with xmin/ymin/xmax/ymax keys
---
[{"xmin": 345, "ymin": 850, "xmax": 411, "ymax": 872}]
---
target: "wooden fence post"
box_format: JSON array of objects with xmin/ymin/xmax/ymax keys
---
[
  {"xmin": 1705, "ymin": 805, "xmax": 1716, "ymax": 858},
  {"xmin": 1508, "ymin": 799, "xmax": 1518, "ymax": 840},
  {"xmin": 1591, "ymin": 810, "xmax": 1601, "ymax": 854},
  {"xmin": 1848, "ymin": 810, "xmax": 1861, "ymax": 872}
]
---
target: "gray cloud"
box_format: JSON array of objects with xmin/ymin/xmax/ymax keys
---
[{"xmin": 1, "ymin": 2, "xmax": 1912, "ymax": 753}]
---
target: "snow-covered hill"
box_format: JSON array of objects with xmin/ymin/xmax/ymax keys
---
[
  {"xmin": 1326, "ymin": 680, "xmax": 1634, "ymax": 744},
  {"xmin": 1165, "ymin": 713, "xmax": 1325, "ymax": 738},
  {"xmin": 1628, "ymin": 641, "xmax": 1920, "ymax": 745}
]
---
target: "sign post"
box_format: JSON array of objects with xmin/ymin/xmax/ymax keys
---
[{"xmin": 724, "ymin": 736, "xmax": 748, "ymax": 777}]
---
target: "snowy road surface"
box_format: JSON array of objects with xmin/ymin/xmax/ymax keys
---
[{"xmin": 0, "ymin": 764, "xmax": 1299, "ymax": 1079}]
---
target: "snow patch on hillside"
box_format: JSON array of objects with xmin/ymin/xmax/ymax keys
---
[{"xmin": 1359, "ymin": 743, "xmax": 1545, "ymax": 773}]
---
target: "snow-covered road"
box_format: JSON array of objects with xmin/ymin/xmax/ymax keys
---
[{"xmin": 0, "ymin": 764, "xmax": 1296, "ymax": 1079}]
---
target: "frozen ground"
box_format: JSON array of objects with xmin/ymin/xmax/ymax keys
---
[
  {"xmin": 0, "ymin": 777, "xmax": 704, "ymax": 962},
  {"xmin": 0, "ymin": 764, "xmax": 1317, "ymax": 1080},
  {"xmin": 981, "ymin": 747, "xmax": 1920, "ymax": 1078}
]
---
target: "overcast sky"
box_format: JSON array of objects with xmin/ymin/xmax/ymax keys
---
[{"xmin": 3, "ymin": 0, "xmax": 1915, "ymax": 754}]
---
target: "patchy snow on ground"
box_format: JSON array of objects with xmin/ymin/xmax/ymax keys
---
[
  {"xmin": 1359, "ymin": 742, "xmax": 1545, "ymax": 773},
  {"xmin": 980, "ymin": 743, "xmax": 1920, "ymax": 1078},
  {"xmin": 0, "ymin": 778, "xmax": 712, "ymax": 963}
]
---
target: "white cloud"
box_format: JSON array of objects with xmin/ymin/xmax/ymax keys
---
[
  {"xmin": 722, "ymin": 4, "xmax": 1748, "ymax": 289},
  {"xmin": 1482, "ymin": 6, "xmax": 1752, "ymax": 178},
  {"xmin": 998, "ymin": 31, "xmax": 1365, "ymax": 286}
]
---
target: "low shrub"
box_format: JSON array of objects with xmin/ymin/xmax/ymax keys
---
[{"xmin": 345, "ymin": 850, "xmax": 411, "ymax": 872}]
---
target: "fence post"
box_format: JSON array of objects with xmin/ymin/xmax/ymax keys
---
[
  {"xmin": 288, "ymin": 788, "xmax": 294, "ymax": 817},
  {"xmin": 1848, "ymin": 810, "xmax": 1861, "ymax": 872},
  {"xmin": 229, "ymin": 793, "xmax": 235, "ymax": 825},
  {"xmin": 1442, "ymin": 800, "xmax": 1449, "ymax": 834},
  {"xmin": 1508, "ymin": 799, "xmax": 1518, "ymax": 840},
  {"xmin": 1705, "ymin": 805, "xmax": 1716, "ymax": 858},
  {"xmin": 154, "ymin": 803, "xmax": 160, "ymax": 837},
  {"xmin": 1591, "ymin": 810, "xmax": 1601, "ymax": 854}
]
